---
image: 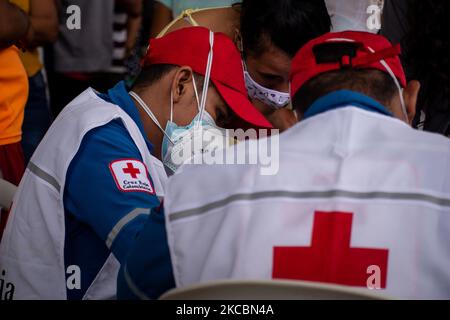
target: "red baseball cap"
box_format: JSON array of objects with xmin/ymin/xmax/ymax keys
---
[
  {"xmin": 290, "ymin": 31, "xmax": 407, "ymax": 98},
  {"xmin": 143, "ymin": 26, "xmax": 273, "ymax": 129}
]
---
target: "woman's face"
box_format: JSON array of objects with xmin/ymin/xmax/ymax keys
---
[{"xmin": 244, "ymin": 43, "xmax": 297, "ymax": 130}]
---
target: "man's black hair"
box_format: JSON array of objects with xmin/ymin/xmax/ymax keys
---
[
  {"xmin": 131, "ymin": 64, "xmax": 207, "ymax": 92},
  {"xmin": 292, "ymin": 69, "xmax": 398, "ymax": 115},
  {"xmin": 238, "ymin": 0, "xmax": 331, "ymax": 57},
  {"xmin": 132, "ymin": 64, "xmax": 176, "ymax": 91}
]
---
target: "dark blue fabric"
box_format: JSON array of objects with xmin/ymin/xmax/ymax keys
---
[
  {"xmin": 21, "ymin": 71, "xmax": 53, "ymax": 164},
  {"xmin": 63, "ymin": 82, "xmax": 159, "ymax": 299},
  {"xmin": 303, "ymin": 90, "xmax": 393, "ymax": 120},
  {"xmin": 98, "ymin": 81, "xmax": 153, "ymax": 153},
  {"xmin": 117, "ymin": 208, "xmax": 175, "ymax": 300}
]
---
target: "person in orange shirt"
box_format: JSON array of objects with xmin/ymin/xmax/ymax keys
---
[
  {"xmin": 10, "ymin": 0, "xmax": 58, "ymax": 163},
  {"xmin": 0, "ymin": 0, "xmax": 30, "ymax": 238}
]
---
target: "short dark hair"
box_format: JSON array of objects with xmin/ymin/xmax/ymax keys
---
[
  {"xmin": 238, "ymin": 0, "xmax": 331, "ymax": 57},
  {"xmin": 292, "ymin": 69, "xmax": 398, "ymax": 115},
  {"xmin": 292, "ymin": 41, "xmax": 398, "ymax": 114},
  {"xmin": 132, "ymin": 64, "xmax": 176, "ymax": 90},
  {"xmin": 132, "ymin": 64, "xmax": 207, "ymax": 92}
]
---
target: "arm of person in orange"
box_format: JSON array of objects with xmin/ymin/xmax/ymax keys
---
[
  {"xmin": 22, "ymin": 0, "xmax": 58, "ymax": 49},
  {"xmin": 0, "ymin": 0, "xmax": 29, "ymax": 48},
  {"xmin": 119, "ymin": 0, "xmax": 143, "ymax": 57},
  {"xmin": 150, "ymin": 1, "xmax": 173, "ymax": 38}
]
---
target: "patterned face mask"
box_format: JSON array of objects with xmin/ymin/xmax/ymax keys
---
[
  {"xmin": 243, "ymin": 67, "xmax": 291, "ymax": 110},
  {"xmin": 238, "ymin": 37, "xmax": 291, "ymax": 110}
]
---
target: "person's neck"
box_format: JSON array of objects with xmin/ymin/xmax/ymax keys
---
[{"xmin": 131, "ymin": 86, "xmax": 169, "ymax": 161}]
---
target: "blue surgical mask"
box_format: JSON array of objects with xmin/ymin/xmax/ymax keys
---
[
  {"xmin": 130, "ymin": 30, "xmax": 229, "ymax": 175},
  {"xmin": 130, "ymin": 78, "xmax": 227, "ymax": 176},
  {"xmin": 161, "ymin": 107, "xmax": 227, "ymax": 175}
]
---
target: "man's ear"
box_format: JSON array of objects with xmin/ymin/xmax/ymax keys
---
[
  {"xmin": 171, "ymin": 66, "xmax": 194, "ymax": 104},
  {"xmin": 403, "ymin": 80, "xmax": 421, "ymax": 124},
  {"xmin": 234, "ymin": 28, "xmax": 243, "ymax": 53}
]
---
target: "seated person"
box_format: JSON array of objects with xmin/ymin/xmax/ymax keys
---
[
  {"xmin": 155, "ymin": 0, "xmax": 331, "ymax": 131},
  {"xmin": 0, "ymin": 26, "xmax": 271, "ymax": 300},
  {"xmin": 119, "ymin": 31, "xmax": 450, "ymax": 300}
]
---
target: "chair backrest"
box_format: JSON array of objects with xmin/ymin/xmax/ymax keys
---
[
  {"xmin": 0, "ymin": 178, "xmax": 17, "ymax": 210},
  {"xmin": 159, "ymin": 280, "xmax": 391, "ymax": 300}
]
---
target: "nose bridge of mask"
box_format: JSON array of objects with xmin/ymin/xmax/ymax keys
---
[{"xmin": 325, "ymin": 38, "xmax": 408, "ymax": 122}]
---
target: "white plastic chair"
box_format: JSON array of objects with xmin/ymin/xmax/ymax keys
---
[
  {"xmin": 0, "ymin": 178, "xmax": 17, "ymax": 211},
  {"xmin": 159, "ymin": 279, "xmax": 391, "ymax": 300}
]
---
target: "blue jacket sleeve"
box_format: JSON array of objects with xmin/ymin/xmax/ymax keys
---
[
  {"xmin": 64, "ymin": 119, "xmax": 161, "ymax": 263},
  {"xmin": 117, "ymin": 206, "xmax": 176, "ymax": 300}
]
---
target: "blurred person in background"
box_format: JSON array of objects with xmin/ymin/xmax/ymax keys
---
[
  {"xmin": 325, "ymin": 0, "xmax": 384, "ymax": 33},
  {"xmin": 382, "ymin": 0, "xmax": 450, "ymax": 136},
  {"xmin": 150, "ymin": 0, "xmax": 236, "ymax": 38},
  {"xmin": 403, "ymin": 0, "xmax": 450, "ymax": 136},
  {"xmin": 154, "ymin": 0, "xmax": 331, "ymax": 131},
  {"xmin": 380, "ymin": 0, "xmax": 408, "ymax": 45},
  {"xmin": 9, "ymin": 0, "xmax": 58, "ymax": 164},
  {"xmin": 47, "ymin": 0, "xmax": 142, "ymax": 117},
  {"xmin": 125, "ymin": 0, "xmax": 154, "ymax": 86},
  {"xmin": 0, "ymin": 0, "xmax": 29, "ymax": 239}
]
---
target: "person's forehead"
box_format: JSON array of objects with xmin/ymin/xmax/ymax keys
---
[{"xmin": 249, "ymin": 46, "xmax": 292, "ymax": 78}]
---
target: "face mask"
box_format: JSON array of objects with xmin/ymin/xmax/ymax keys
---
[
  {"xmin": 130, "ymin": 31, "xmax": 229, "ymax": 175},
  {"xmin": 243, "ymin": 67, "xmax": 291, "ymax": 110},
  {"xmin": 239, "ymin": 38, "xmax": 291, "ymax": 110},
  {"xmin": 161, "ymin": 106, "xmax": 230, "ymax": 175}
]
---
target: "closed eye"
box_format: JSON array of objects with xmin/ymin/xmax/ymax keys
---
[
  {"xmin": 216, "ymin": 106, "xmax": 232, "ymax": 128},
  {"xmin": 259, "ymin": 72, "xmax": 284, "ymax": 84}
]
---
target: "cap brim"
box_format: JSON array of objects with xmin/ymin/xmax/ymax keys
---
[{"xmin": 213, "ymin": 80, "xmax": 273, "ymax": 129}]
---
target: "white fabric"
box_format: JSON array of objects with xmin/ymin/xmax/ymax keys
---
[
  {"xmin": 0, "ymin": 179, "xmax": 16, "ymax": 210},
  {"xmin": 325, "ymin": 0, "xmax": 384, "ymax": 33},
  {"xmin": 0, "ymin": 89, "xmax": 167, "ymax": 300},
  {"xmin": 164, "ymin": 106, "xmax": 450, "ymax": 299}
]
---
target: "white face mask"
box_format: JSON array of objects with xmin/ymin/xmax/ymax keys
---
[
  {"xmin": 161, "ymin": 102, "xmax": 229, "ymax": 175},
  {"xmin": 239, "ymin": 38, "xmax": 291, "ymax": 110},
  {"xmin": 130, "ymin": 31, "xmax": 229, "ymax": 176},
  {"xmin": 243, "ymin": 68, "xmax": 291, "ymax": 110}
]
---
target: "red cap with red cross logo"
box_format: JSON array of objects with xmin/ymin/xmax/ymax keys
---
[
  {"xmin": 289, "ymin": 31, "xmax": 407, "ymax": 98},
  {"xmin": 142, "ymin": 26, "xmax": 273, "ymax": 129}
]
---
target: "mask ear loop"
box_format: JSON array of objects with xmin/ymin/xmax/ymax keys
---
[
  {"xmin": 196, "ymin": 30, "xmax": 214, "ymax": 129},
  {"xmin": 192, "ymin": 74, "xmax": 201, "ymax": 112},
  {"xmin": 366, "ymin": 46, "xmax": 409, "ymax": 123},
  {"xmin": 169, "ymin": 89, "xmax": 174, "ymax": 123},
  {"xmin": 240, "ymin": 43, "xmax": 249, "ymax": 72},
  {"xmin": 129, "ymin": 91, "xmax": 174, "ymax": 144},
  {"xmin": 325, "ymin": 38, "xmax": 409, "ymax": 123}
]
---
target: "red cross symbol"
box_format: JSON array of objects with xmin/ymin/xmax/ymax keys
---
[
  {"xmin": 273, "ymin": 211, "xmax": 389, "ymax": 288},
  {"xmin": 122, "ymin": 162, "xmax": 141, "ymax": 179}
]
